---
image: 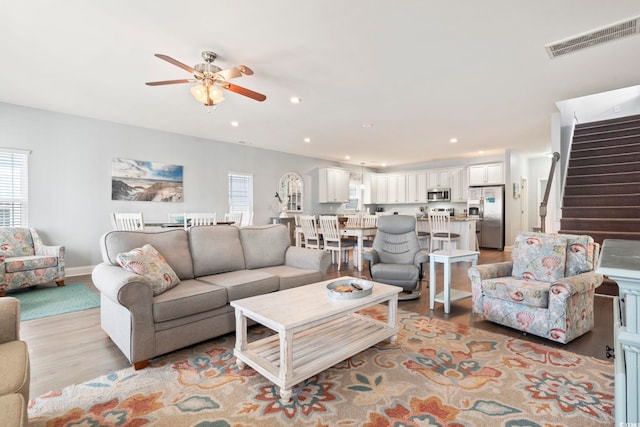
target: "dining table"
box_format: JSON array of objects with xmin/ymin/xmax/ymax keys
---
[{"xmin": 295, "ymin": 225, "xmax": 377, "ymax": 272}]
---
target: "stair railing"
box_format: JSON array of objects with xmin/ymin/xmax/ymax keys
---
[{"xmin": 539, "ymin": 152, "xmax": 561, "ymax": 232}]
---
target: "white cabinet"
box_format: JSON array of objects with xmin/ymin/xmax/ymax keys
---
[
  {"xmin": 376, "ymin": 174, "xmax": 389, "ymax": 204},
  {"xmin": 427, "ymin": 169, "xmax": 451, "ymax": 188},
  {"xmin": 406, "ymin": 171, "xmax": 427, "ymax": 203},
  {"xmin": 450, "ymin": 167, "xmax": 468, "ymax": 202},
  {"xmin": 468, "ymin": 163, "xmax": 504, "ymax": 185},
  {"xmin": 362, "ymin": 173, "xmax": 377, "ymax": 205},
  {"xmin": 319, "ymin": 168, "xmax": 350, "ymax": 203},
  {"xmin": 387, "ymin": 173, "xmax": 407, "ymax": 204}
]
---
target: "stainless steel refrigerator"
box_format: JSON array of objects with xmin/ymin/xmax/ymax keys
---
[{"xmin": 468, "ymin": 185, "xmax": 505, "ymax": 250}]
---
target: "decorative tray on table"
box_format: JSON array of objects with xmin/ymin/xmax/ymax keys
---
[{"xmin": 327, "ymin": 278, "xmax": 374, "ymax": 299}]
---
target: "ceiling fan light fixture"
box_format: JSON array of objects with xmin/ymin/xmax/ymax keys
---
[{"xmin": 190, "ymin": 83, "xmax": 224, "ymax": 106}]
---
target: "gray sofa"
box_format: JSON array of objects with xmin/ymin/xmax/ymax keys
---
[{"xmin": 92, "ymin": 224, "xmax": 330, "ymax": 369}]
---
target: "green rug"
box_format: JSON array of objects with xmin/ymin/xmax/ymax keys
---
[{"xmin": 11, "ymin": 283, "xmax": 100, "ymax": 321}]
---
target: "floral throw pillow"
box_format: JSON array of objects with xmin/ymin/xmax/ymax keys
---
[
  {"xmin": 511, "ymin": 235, "xmax": 567, "ymax": 283},
  {"xmin": 116, "ymin": 244, "xmax": 180, "ymax": 296}
]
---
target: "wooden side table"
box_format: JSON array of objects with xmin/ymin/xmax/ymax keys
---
[{"xmin": 429, "ymin": 249, "xmax": 479, "ymax": 313}]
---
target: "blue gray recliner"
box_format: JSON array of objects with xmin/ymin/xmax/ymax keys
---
[{"xmin": 363, "ymin": 215, "xmax": 429, "ymax": 300}]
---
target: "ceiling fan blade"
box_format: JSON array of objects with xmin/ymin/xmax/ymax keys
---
[
  {"xmin": 216, "ymin": 67, "xmax": 242, "ymax": 80},
  {"xmin": 145, "ymin": 79, "xmax": 195, "ymax": 86},
  {"xmin": 238, "ymin": 65, "xmax": 254, "ymax": 75},
  {"xmin": 221, "ymin": 82, "xmax": 266, "ymax": 102},
  {"xmin": 154, "ymin": 54, "xmax": 196, "ymax": 74}
]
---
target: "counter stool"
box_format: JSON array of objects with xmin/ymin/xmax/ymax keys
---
[{"xmin": 428, "ymin": 212, "xmax": 460, "ymax": 252}]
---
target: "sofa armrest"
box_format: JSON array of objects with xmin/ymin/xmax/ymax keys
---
[
  {"xmin": 284, "ymin": 246, "xmax": 331, "ymax": 279},
  {"xmin": 467, "ymin": 261, "xmax": 513, "ymax": 316},
  {"xmin": 362, "ymin": 248, "xmax": 379, "ymax": 265},
  {"xmin": 550, "ymin": 272, "xmax": 604, "ymax": 301},
  {"xmin": 91, "ymin": 263, "xmax": 154, "ymax": 308},
  {"xmin": 30, "ymin": 228, "xmax": 65, "ymax": 259},
  {"xmin": 0, "ymin": 297, "xmax": 20, "ymax": 344},
  {"xmin": 467, "ymin": 261, "xmax": 514, "ymax": 283},
  {"xmin": 414, "ymin": 249, "xmax": 429, "ymax": 267}
]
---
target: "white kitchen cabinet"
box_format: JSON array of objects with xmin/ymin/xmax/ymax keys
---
[
  {"xmin": 387, "ymin": 173, "xmax": 407, "ymax": 204},
  {"xmin": 450, "ymin": 167, "xmax": 468, "ymax": 202},
  {"xmin": 362, "ymin": 173, "xmax": 377, "ymax": 204},
  {"xmin": 468, "ymin": 163, "xmax": 504, "ymax": 185},
  {"xmin": 318, "ymin": 167, "xmax": 350, "ymax": 203},
  {"xmin": 406, "ymin": 171, "xmax": 427, "ymax": 203},
  {"xmin": 376, "ymin": 174, "xmax": 389, "ymax": 204},
  {"xmin": 427, "ymin": 169, "xmax": 451, "ymax": 188}
]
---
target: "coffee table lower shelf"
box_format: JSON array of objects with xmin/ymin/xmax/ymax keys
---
[{"xmin": 234, "ymin": 313, "xmax": 397, "ymax": 402}]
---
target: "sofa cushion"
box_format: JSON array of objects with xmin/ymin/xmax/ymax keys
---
[
  {"xmin": 189, "ymin": 226, "xmax": 245, "ymax": 276},
  {"xmin": 4, "ymin": 255, "xmax": 58, "ymax": 273},
  {"xmin": 481, "ymin": 277, "xmax": 550, "ymax": 308},
  {"xmin": 0, "ymin": 228, "xmax": 34, "ymax": 258},
  {"xmin": 197, "ymin": 270, "xmax": 279, "ymax": 301},
  {"xmin": 117, "ymin": 244, "xmax": 180, "ymax": 296},
  {"xmin": 100, "ymin": 230, "xmax": 194, "ymax": 280},
  {"xmin": 256, "ymin": 265, "xmax": 322, "ymax": 290},
  {"xmin": 564, "ymin": 234, "xmax": 596, "ymax": 277},
  {"xmin": 512, "ymin": 234, "xmax": 567, "ymax": 283},
  {"xmin": 239, "ymin": 225, "xmax": 289, "ymax": 269},
  {"xmin": 152, "ymin": 279, "xmax": 228, "ymax": 323}
]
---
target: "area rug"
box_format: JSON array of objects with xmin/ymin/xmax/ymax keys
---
[
  {"xmin": 28, "ymin": 306, "xmax": 614, "ymax": 426},
  {"xmin": 12, "ymin": 283, "xmax": 100, "ymax": 321}
]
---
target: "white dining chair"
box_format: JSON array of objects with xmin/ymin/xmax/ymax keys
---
[
  {"xmin": 112, "ymin": 212, "xmax": 145, "ymax": 231},
  {"xmin": 318, "ymin": 215, "xmax": 357, "ymax": 270},
  {"xmin": 361, "ymin": 214, "xmax": 378, "ymax": 247},
  {"xmin": 224, "ymin": 212, "xmax": 243, "ymax": 226},
  {"xmin": 299, "ymin": 215, "xmax": 322, "ymax": 249},
  {"xmin": 428, "ymin": 212, "xmax": 460, "ymax": 252},
  {"xmin": 185, "ymin": 213, "xmax": 217, "ymax": 229},
  {"xmin": 345, "ymin": 214, "xmax": 362, "ymax": 227}
]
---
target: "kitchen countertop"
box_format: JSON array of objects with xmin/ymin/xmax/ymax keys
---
[{"xmin": 417, "ymin": 217, "xmax": 475, "ymax": 222}]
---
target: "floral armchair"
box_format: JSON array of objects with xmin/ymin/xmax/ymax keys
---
[
  {"xmin": 0, "ymin": 227, "xmax": 65, "ymax": 296},
  {"xmin": 468, "ymin": 232, "xmax": 602, "ymax": 344}
]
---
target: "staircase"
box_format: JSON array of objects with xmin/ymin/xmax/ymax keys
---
[{"xmin": 560, "ymin": 114, "xmax": 640, "ymax": 295}]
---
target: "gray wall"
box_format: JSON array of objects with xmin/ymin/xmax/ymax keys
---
[{"xmin": 0, "ymin": 102, "xmax": 356, "ymax": 271}]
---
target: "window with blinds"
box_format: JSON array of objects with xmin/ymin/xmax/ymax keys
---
[
  {"xmin": 0, "ymin": 149, "xmax": 29, "ymax": 227},
  {"xmin": 228, "ymin": 172, "xmax": 253, "ymax": 226}
]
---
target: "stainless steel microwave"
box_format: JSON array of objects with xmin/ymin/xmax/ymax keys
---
[{"xmin": 427, "ymin": 188, "xmax": 450, "ymax": 202}]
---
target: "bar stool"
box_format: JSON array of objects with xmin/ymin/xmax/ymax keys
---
[{"xmin": 428, "ymin": 212, "xmax": 460, "ymax": 252}]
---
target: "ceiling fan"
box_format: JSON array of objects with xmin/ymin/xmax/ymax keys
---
[{"xmin": 145, "ymin": 51, "xmax": 266, "ymax": 107}]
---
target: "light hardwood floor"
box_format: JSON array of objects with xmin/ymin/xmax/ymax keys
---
[{"xmin": 19, "ymin": 249, "xmax": 614, "ymax": 398}]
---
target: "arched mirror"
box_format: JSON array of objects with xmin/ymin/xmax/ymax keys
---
[{"xmin": 278, "ymin": 172, "xmax": 303, "ymax": 212}]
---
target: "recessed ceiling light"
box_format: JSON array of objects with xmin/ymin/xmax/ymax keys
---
[
  {"xmin": 290, "ymin": 97, "xmax": 302, "ymax": 104},
  {"xmin": 362, "ymin": 123, "xmax": 373, "ymax": 128},
  {"xmin": 449, "ymin": 138, "xmax": 458, "ymax": 143},
  {"xmin": 345, "ymin": 155, "xmax": 351, "ymax": 160},
  {"xmin": 231, "ymin": 121, "xmax": 239, "ymax": 127},
  {"xmin": 478, "ymin": 150, "xmax": 484, "ymax": 154},
  {"xmin": 381, "ymin": 163, "xmax": 387, "ymax": 167},
  {"xmin": 304, "ymin": 137, "xmax": 311, "ymax": 143}
]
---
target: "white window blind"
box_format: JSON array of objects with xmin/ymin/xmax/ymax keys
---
[
  {"xmin": 228, "ymin": 172, "xmax": 253, "ymax": 226},
  {"xmin": 0, "ymin": 149, "xmax": 29, "ymax": 227}
]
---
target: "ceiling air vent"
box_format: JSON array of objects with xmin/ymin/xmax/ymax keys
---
[{"xmin": 545, "ymin": 16, "xmax": 640, "ymax": 58}]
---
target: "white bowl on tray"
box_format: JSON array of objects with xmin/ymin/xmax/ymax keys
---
[{"xmin": 326, "ymin": 278, "xmax": 374, "ymax": 299}]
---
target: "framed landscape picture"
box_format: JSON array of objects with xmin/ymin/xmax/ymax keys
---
[{"xmin": 112, "ymin": 158, "xmax": 183, "ymax": 202}]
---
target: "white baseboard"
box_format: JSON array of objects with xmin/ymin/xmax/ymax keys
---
[{"xmin": 65, "ymin": 266, "xmax": 95, "ymax": 277}]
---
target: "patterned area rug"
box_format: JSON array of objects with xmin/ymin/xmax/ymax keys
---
[
  {"xmin": 28, "ymin": 306, "xmax": 614, "ymax": 426},
  {"xmin": 11, "ymin": 283, "xmax": 99, "ymax": 321}
]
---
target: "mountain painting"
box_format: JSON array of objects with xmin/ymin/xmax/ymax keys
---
[{"xmin": 112, "ymin": 158, "xmax": 183, "ymax": 202}]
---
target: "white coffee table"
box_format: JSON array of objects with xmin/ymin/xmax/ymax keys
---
[
  {"xmin": 231, "ymin": 277, "xmax": 401, "ymax": 402},
  {"xmin": 429, "ymin": 249, "xmax": 480, "ymax": 313}
]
